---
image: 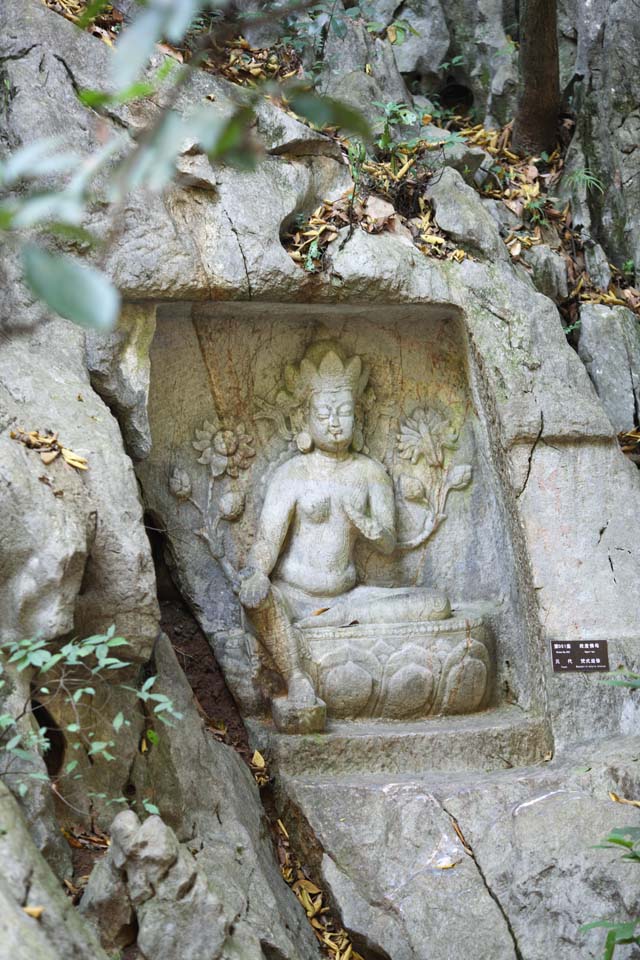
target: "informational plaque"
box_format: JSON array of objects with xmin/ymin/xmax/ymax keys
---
[{"xmin": 551, "ymin": 640, "xmax": 610, "ymax": 673}]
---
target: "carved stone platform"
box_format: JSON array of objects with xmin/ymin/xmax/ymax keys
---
[
  {"xmin": 247, "ymin": 706, "xmax": 553, "ymax": 778},
  {"xmin": 299, "ymin": 612, "xmax": 491, "ymax": 721}
]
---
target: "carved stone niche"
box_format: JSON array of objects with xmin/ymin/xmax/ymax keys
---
[{"xmin": 138, "ymin": 303, "xmax": 540, "ymax": 737}]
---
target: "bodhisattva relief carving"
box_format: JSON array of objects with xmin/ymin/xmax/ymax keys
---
[{"xmin": 171, "ymin": 341, "xmax": 491, "ymax": 734}]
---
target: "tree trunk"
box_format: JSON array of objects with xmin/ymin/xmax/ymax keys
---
[{"xmin": 512, "ymin": 0, "xmax": 560, "ymax": 155}]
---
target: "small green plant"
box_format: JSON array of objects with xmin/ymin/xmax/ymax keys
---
[
  {"xmin": 372, "ymin": 100, "xmax": 419, "ymax": 171},
  {"xmin": 373, "ymin": 100, "xmax": 418, "ymax": 149},
  {"xmin": 622, "ymin": 259, "xmax": 635, "ymax": 280},
  {"xmin": 439, "ymin": 54, "xmax": 464, "ymax": 72},
  {"xmin": 565, "ymin": 168, "xmax": 605, "ymax": 195},
  {"xmin": 580, "ymin": 831, "xmax": 640, "ymax": 958},
  {"xmin": 0, "ymin": 628, "xmax": 182, "ymax": 808},
  {"xmin": 365, "ymin": 17, "xmax": 418, "ymax": 45},
  {"xmin": 580, "ymin": 670, "xmax": 640, "ymax": 958},
  {"xmin": 427, "ymin": 93, "xmax": 456, "ymax": 125}
]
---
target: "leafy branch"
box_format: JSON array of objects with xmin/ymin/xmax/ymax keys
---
[{"xmin": 0, "ymin": 627, "xmax": 182, "ymax": 812}]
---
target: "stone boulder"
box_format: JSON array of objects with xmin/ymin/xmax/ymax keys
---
[
  {"xmin": 522, "ymin": 243, "xmax": 569, "ymax": 301},
  {"xmin": 391, "ymin": 0, "xmax": 450, "ymax": 84},
  {"xmin": 560, "ymin": 0, "xmax": 640, "ymax": 273},
  {"xmin": 278, "ymin": 738, "xmax": 640, "ymax": 960},
  {"xmin": 85, "ymin": 303, "xmax": 157, "ymax": 462},
  {"xmin": 439, "ymin": 0, "xmax": 519, "ymax": 126},
  {"xmin": 421, "ymin": 123, "xmax": 491, "ymax": 185},
  {"xmin": 319, "ymin": 11, "xmax": 410, "ymax": 125},
  {"xmin": 577, "ymin": 304, "xmax": 640, "ymax": 433},
  {"xmin": 426, "ymin": 165, "xmax": 509, "ymax": 261},
  {"xmin": 127, "ymin": 634, "xmax": 322, "ymax": 960},
  {"xmin": 0, "ymin": 782, "xmax": 110, "ymax": 960},
  {"xmin": 81, "ymin": 811, "xmax": 228, "ymax": 959},
  {"xmin": 0, "ymin": 316, "xmax": 158, "ymax": 655}
]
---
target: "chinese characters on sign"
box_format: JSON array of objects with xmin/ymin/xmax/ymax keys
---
[{"xmin": 551, "ymin": 640, "xmax": 610, "ymax": 673}]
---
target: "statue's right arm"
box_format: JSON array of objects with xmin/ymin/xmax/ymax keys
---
[{"xmin": 246, "ymin": 467, "xmax": 296, "ymax": 577}]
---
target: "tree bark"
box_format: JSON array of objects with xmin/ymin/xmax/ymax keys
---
[{"xmin": 512, "ymin": 0, "xmax": 560, "ymax": 155}]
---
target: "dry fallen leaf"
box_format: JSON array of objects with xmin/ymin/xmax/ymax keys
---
[
  {"xmin": 609, "ymin": 791, "xmax": 640, "ymax": 808},
  {"xmin": 251, "ymin": 750, "xmax": 266, "ymax": 769},
  {"xmin": 23, "ymin": 906, "xmax": 44, "ymax": 919}
]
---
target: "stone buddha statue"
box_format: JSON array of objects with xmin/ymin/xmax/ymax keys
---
[{"xmin": 238, "ymin": 342, "xmax": 485, "ymax": 733}]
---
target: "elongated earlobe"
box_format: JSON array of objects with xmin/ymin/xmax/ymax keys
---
[{"xmin": 296, "ymin": 430, "xmax": 313, "ymax": 453}]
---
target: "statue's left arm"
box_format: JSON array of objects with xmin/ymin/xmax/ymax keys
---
[{"xmin": 344, "ymin": 464, "xmax": 396, "ymax": 555}]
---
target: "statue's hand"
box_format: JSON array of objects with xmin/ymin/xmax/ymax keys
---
[
  {"xmin": 343, "ymin": 496, "xmax": 383, "ymax": 541},
  {"xmin": 238, "ymin": 567, "xmax": 271, "ymax": 608}
]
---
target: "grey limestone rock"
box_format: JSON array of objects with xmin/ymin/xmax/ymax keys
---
[
  {"xmin": 439, "ymin": 0, "xmax": 519, "ymax": 126},
  {"xmin": 0, "ymin": 663, "xmax": 71, "ymax": 878},
  {"xmin": 391, "ymin": 0, "xmax": 450, "ymax": 83},
  {"xmin": 277, "ymin": 738, "xmax": 640, "ymax": 960},
  {"xmin": 128, "ymin": 634, "xmax": 322, "ymax": 960},
  {"xmin": 0, "ymin": 317, "xmax": 159, "ymax": 658},
  {"xmin": 426, "ymin": 165, "xmax": 509, "ymax": 261},
  {"xmin": 560, "ymin": 0, "xmax": 640, "ymax": 274},
  {"xmin": 523, "ymin": 243, "xmax": 569, "ymax": 300},
  {"xmin": 319, "ymin": 8, "xmax": 410, "ymax": 124},
  {"xmin": 421, "ymin": 123, "xmax": 491, "ymax": 185},
  {"xmin": 0, "ymin": 782, "xmax": 110, "ymax": 960},
  {"xmin": 577, "ymin": 304, "xmax": 640, "ymax": 433},
  {"xmin": 85, "ymin": 302, "xmax": 157, "ymax": 461},
  {"xmin": 81, "ymin": 810, "xmax": 228, "ymax": 959}
]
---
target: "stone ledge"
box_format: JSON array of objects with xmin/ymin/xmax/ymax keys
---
[{"xmin": 247, "ymin": 706, "xmax": 553, "ymax": 777}]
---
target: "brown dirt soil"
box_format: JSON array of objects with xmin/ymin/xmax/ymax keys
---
[{"xmin": 159, "ymin": 597, "xmax": 251, "ymax": 757}]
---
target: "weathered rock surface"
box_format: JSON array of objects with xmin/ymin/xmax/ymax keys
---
[
  {"xmin": 278, "ymin": 738, "xmax": 640, "ymax": 960},
  {"xmin": 127, "ymin": 633, "xmax": 322, "ymax": 960},
  {"xmin": 81, "ymin": 810, "xmax": 228, "ymax": 959},
  {"xmin": 0, "ymin": 781, "xmax": 111, "ymax": 960},
  {"xmin": 319, "ymin": 10, "xmax": 410, "ymax": 124},
  {"xmin": 3, "ymin": 7, "xmax": 640, "ymax": 960},
  {"xmin": 522, "ymin": 243, "xmax": 569, "ymax": 301},
  {"xmin": 85, "ymin": 303, "xmax": 157, "ymax": 461},
  {"xmin": 577, "ymin": 304, "xmax": 640, "ymax": 433},
  {"xmin": 421, "ymin": 123, "xmax": 491, "ymax": 184},
  {"xmin": 439, "ymin": 0, "xmax": 518, "ymax": 125},
  {"xmin": 426, "ymin": 166, "xmax": 509, "ymax": 261},
  {"xmin": 391, "ymin": 0, "xmax": 450, "ymax": 83},
  {"xmin": 0, "ymin": 317, "xmax": 158, "ymax": 654},
  {"xmin": 559, "ymin": 0, "xmax": 640, "ymax": 273},
  {"xmin": 0, "ymin": 662, "xmax": 71, "ymax": 878}
]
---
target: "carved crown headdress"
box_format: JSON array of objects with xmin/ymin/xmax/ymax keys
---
[{"xmin": 293, "ymin": 342, "xmax": 368, "ymax": 401}]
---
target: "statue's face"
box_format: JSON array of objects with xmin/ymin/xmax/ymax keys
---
[{"xmin": 309, "ymin": 387, "xmax": 354, "ymax": 453}]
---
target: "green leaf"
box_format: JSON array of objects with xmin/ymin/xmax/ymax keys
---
[
  {"xmin": 146, "ymin": 729, "xmax": 159, "ymax": 745},
  {"xmin": 107, "ymin": 637, "xmax": 129, "ymax": 648},
  {"xmin": 23, "ymin": 245, "xmax": 120, "ymax": 331},
  {"xmin": 113, "ymin": 711, "xmax": 124, "ymax": 732},
  {"xmin": 79, "ymin": 81, "xmax": 156, "ymax": 109},
  {"xmin": 142, "ymin": 799, "xmax": 160, "ymax": 815},
  {"xmin": 289, "ymin": 92, "xmax": 371, "ymax": 138}
]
